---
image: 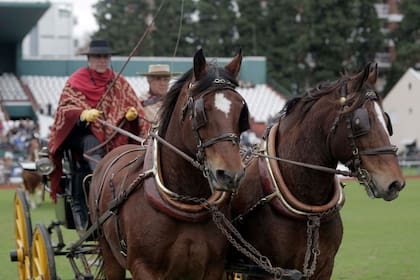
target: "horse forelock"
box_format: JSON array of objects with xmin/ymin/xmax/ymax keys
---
[
  {"xmin": 191, "ymin": 63, "xmax": 238, "ymax": 95},
  {"xmin": 158, "ymin": 64, "xmax": 239, "ymax": 138},
  {"xmin": 341, "ymin": 73, "xmax": 379, "ymax": 114}
]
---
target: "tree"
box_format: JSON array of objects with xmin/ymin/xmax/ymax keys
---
[
  {"xmin": 93, "ymin": 0, "xmax": 153, "ymax": 55},
  {"xmin": 260, "ymin": 0, "xmax": 311, "ymax": 94},
  {"xmin": 349, "ymin": 0, "xmax": 384, "ymax": 70},
  {"xmin": 192, "ymin": 0, "xmax": 239, "ymax": 56},
  {"xmin": 149, "ymin": 0, "xmax": 197, "ymax": 56},
  {"xmin": 256, "ymin": 0, "xmax": 383, "ymax": 96},
  {"xmin": 89, "ymin": 1, "xmax": 390, "ymax": 97},
  {"xmin": 384, "ymin": 1, "xmax": 420, "ymax": 94},
  {"xmin": 235, "ymin": 0, "xmax": 267, "ymax": 56}
]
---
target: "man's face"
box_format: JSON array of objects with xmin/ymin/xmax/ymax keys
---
[
  {"xmin": 88, "ymin": 54, "xmax": 111, "ymax": 73},
  {"xmin": 148, "ymin": 76, "xmax": 170, "ymax": 97}
]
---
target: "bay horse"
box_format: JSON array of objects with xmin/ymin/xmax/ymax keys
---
[
  {"xmin": 21, "ymin": 137, "xmax": 45, "ymax": 208},
  {"xmin": 89, "ymin": 49, "xmax": 250, "ymax": 279},
  {"xmin": 228, "ymin": 63, "xmax": 405, "ymax": 279}
]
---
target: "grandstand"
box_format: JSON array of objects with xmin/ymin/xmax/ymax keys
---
[
  {"xmin": 19, "ymin": 75, "xmax": 285, "ymax": 124},
  {"xmin": 0, "ymin": 1, "xmax": 286, "ymax": 139}
]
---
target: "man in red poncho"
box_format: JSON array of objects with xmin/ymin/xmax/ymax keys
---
[{"xmin": 48, "ymin": 39, "xmax": 150, "ymax": 230}]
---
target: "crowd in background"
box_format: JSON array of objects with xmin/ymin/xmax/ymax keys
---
[{"xmin": 0, "ymin": 119, "xmax": 39, "ymax": 184}]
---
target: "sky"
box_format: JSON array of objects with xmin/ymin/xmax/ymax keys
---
[
  {"xmin": 68, "ymin": 0, "xmax": 99, "ymax": 41},
  {"xmin": 0, "ymin": 0, "xmax": 99, "ymax": 43}
]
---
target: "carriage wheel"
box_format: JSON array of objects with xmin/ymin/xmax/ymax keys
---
[
  {"xmin": 31, "ymin": 224, "xmax": 57, "ymax": 280},
  {"xmin": 13, "ymin": 188, "xmax": 33, "ymax": 280}
]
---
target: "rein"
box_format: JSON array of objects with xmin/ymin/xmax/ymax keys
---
[{"xmin": 243, "ymin": 147, "xmax": 354, "ymax": 177}]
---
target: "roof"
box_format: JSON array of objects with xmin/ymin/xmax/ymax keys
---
[
  {"xmin": 0, "ymin": 2, "xmax": 50, "ymax": 43},
  {"xmin": 383, "ymin": 68, "xmax": 420, "ymax": 149},
  {"xmin": 238, "ymin": 84, "xmax": 286, "ymax": 123}
]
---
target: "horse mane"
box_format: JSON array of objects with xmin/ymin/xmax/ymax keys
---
[
  {"xmin": 158, "ymin": 63, "xmax": 239, "ymax": 137},
  {"xmin": 158, "ymin": 69, "xmax": 193, "ymax": 137},
  {"xmin": 270, "ymin": 70, "xmax": 374, "ymax": 129}
]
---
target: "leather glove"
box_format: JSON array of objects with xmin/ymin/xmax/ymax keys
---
[
  {"xmin": 125, "ymin": 107, "xmax": 138, "ymax": 121},
  {"xmin": 80, "ymin": 109, "xmax": 102, "ymax": 122}
]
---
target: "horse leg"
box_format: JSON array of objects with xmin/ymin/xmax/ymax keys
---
[
  {"xmin": 35, "ymin": 184, "xmax": 43, "ymax": 207},
  {"xmin": 99, "ymin": 239, "xmax": 126, "ymax": 280},
  {"xmin": 22, "ymin": 182, "xmax": 36, "ymax": 209},
  {"xmin": 130, "ymin": 259, "xmax": 160, "ymax": 280}
]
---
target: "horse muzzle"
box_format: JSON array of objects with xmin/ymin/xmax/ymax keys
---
[
  {"xmin": 207, "ymin": 167, "xmax": 246, "ymax": 192},
  {"xmin": 366, "ymin": 178, "xmax": 405, "ymax": 201}
]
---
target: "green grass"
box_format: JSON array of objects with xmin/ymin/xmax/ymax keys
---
[
  {"xmin": 1, "ymin": 179, "xmax": 419, "ymax": 279},
  {"xmin": 332, "ymin": 179, "xmax": 420, "ymax": 279},
  {"xmin": 1, "ymin": 189, "xmax": 78, "ymax": 280}
]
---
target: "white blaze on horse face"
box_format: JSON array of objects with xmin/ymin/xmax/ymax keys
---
[
  {"xmin": 374, "ymin": 102, "xmax": 391, "ymax": 138},
  {"xmin": 214, "ymin": 92, "xmax": 231, "ymax": 118}
]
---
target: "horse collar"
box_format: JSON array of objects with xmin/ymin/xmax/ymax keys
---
[
  {"xmin": 143, "ymin": 138, "xmax": 230, "ymax": 222},
  {"xmin": 260, "ymin": 123, "xmax": 345, "ymax": 220}
]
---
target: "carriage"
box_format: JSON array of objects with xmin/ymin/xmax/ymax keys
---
[{"xmin": 9, "ymin": 51, "xmax": 404, "ymax": 280}]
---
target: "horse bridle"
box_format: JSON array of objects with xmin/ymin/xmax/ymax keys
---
[
  {"xmin": 181, "ymin": 78, "xmax": 249, "ymax": 170},
  {"xmin": 329, "ymin": 87, "xmax": 398, "ymax": 195}
]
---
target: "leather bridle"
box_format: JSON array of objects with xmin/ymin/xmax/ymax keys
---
[
  {"xmin": 181, "ymin": 78, "xmax": 249, "ymax": 172},
  {"xmin": 328, "ymin": 87, "xmax": 398, "ymax": 196}
]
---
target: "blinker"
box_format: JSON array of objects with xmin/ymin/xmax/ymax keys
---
[
  {"xmin": 239, "ymin": 102, "xmax": 250, "ymax": 132},
  {"xmin": 193, "ymin": 97, "xmax": 207, "ymax": 129},
  {"xmin": 351, "ymin": 108, "xmax": 370, "ymax": 137}
]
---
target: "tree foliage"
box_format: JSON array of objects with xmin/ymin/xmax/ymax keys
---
[
  {"xmin": 91, "ymin": 0, "xmax": 417, "ymax": 97},
  {"xmin": 384, "ymin": 1, "xmax": 420, "ymax": 93}
]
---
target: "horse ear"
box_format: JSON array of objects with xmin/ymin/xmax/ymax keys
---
[
  {"xmin": 193, "ymin": 48, "xmax": 207, "ymax": 81},
  {"xmin": 367, "ymin": 62, "xmax": 378, "ymax": 85},
  {"xmin": 224, "ymin": 48, "xmax": 242, "ymax": 78},
  {"xmin": 353, "ymin": 62, "xmax": 371, "ymax": 91}
]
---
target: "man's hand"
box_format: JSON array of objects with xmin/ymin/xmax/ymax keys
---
[
  {"xmin": 125, "ymin": 107, "xmax": 138, "ymax": 121},
  {"xmin": 80, "ymin": 109, "xmax": 103, "ymax": 122}
]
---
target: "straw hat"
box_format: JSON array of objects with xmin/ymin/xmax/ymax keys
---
[
  {"xmin": 138, "ymin": 64, "xmax": 181, "ymax": 77},
  {"xmin": 80, "ymin": 39, "xmax": 117, "ymax": 55}
]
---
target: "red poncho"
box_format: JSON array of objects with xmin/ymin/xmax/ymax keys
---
[{"xmin": 48, "ymin": 67, "xmax": 150, "ymax": 201}]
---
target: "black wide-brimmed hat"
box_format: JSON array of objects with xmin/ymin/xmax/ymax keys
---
[{"xmin": 81, "ymin": 39, "xmax": 116, "ymax": 55}]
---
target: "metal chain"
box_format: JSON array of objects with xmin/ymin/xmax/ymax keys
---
[
  {"xmin": 302, "ymin": 216, "xmax": 321, "ymax": 278},
  {"xmin": 231, "ymin": 195, "xmax": 270, "ymax": 225},
  {"xmin": 171, "ymin": 193, "xmax": 287, "ymax": 279}
]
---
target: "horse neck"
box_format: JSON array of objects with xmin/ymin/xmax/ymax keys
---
[
  {"xmin": 159, "ymin": 137, "xmax": 212, "ymax": 198},
  {"xmin": 277, "ymin": 117, "xmax": 338, "ymax": 205}
]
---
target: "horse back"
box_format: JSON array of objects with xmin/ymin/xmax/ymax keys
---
[{"xmin": 89, "ymin": 144, "xmax": 147, "ymax": 222}]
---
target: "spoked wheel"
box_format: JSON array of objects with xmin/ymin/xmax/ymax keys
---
[
  {"xmin": 12, "ymin": 188, "xmax": 33, "ymax": 280},
  {"xmin": 31, "ymin": 224, "xmax": 57, "ymax": 280}
]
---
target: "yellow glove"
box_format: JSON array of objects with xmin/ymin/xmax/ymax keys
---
[
  {"xmin": 80, "ymin": 109, "xmax": 102, "ymax": 122},
  {"xmin": 125, "ymin": 107, "xmax": 138, "ymax": 121}
]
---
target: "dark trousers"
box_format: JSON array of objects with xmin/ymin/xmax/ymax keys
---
[{"xmin": 64, "ymin": 126, "xmax": 105, "ymax": 230}]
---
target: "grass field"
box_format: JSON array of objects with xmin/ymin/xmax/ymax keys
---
[{"xmin": 1, "ymin": 178, "xmax": 419, "ymax": 279}]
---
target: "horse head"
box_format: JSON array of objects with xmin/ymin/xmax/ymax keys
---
[
  {"xmin": 159, "ymin": 49, "xmax": 248, "ymax": 193},
  {"xmin": 327, "ymin": 62, "xmax": 405, "ymax": 201}
]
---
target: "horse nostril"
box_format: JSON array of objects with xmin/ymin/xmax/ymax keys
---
[
  {"xmin": 216, "ymin": 168, "xmax": 245, "ymax": 188},
  {"xmin": 389, "ymin": 180, "xmax": 405, "ymax": 193}
]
